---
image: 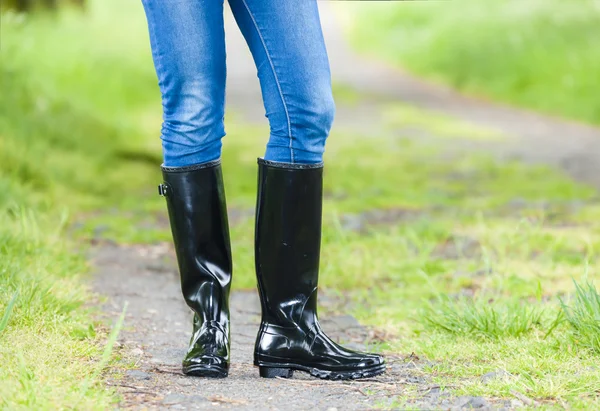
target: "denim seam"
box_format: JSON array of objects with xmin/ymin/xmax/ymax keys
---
[{"xmin": 239, "ymin": 0, "xmax": 294, "ymax": 163}]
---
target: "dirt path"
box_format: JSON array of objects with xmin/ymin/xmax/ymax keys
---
[
  {"xmin": 92, "ymin": 4, "xmax": 600, "ymax": 410},
  {"xmin": 93, "ymin": 243, "xmax": 506, "ymax": 410}
]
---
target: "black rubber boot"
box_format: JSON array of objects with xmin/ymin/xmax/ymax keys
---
[
  {"xmin": 253, "ymin": 159, "xmax": 386, "ymax": 380},
  {"xmin": 159, "ymin": 159, "xmax": 231, "ymax": 378}
]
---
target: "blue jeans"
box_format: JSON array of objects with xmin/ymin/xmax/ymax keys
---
[{"xmin": 141, "ymin": 0, "xmax": 335, "ymax": 167}]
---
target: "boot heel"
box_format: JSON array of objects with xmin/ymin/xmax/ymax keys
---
[{"xmin": 259, "ymin": 366, "xmax": 294, "ymax": 378}]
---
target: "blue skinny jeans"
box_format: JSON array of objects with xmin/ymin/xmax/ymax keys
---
[{"xmin": 141, "ymin": 0, "xmax": 335, "ymax": 167}]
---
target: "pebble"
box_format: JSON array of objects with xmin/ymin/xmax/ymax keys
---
[
  {"xmin": 125, "ymin": 370, "xmax": 151, "ymax": 381},
  {"xmin": 480, "ymin": 370, "xmax": 509, "ymax": 384},
  {"xmin": 130, "ymin": 348, "xmax": 144, "ymax": 357},
  {"xmin": 459, "ymin": 396, "xmax": 489, "ymax": 409},
  {"xmin": 163, "ymin": 393, "xmax": 188, "ymax": 404}
]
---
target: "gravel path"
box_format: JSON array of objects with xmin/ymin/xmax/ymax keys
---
[
  {"xmin": 92, "ymin": 4, "xmax": 600, "ymax": 410},
  {"xmin": 93, "ymin": 243, "xmax": 508, "ymax": 410}
]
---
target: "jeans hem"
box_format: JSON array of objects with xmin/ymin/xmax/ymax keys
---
[
  {"xmin": 257, "ymin": 158, "xmax": 323, "ymax": 169},
  {"xmin": 161, "ymin": 159, "xmax": 221, "ymax": 172}
]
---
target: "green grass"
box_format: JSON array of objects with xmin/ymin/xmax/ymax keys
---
[
  {"xmin": 422, "ymin": 296, "xmax": 552, "ymax": 340},
  {"xmin": 0, "ymin": 209, "xmax": 115, "ymax": 409},
  {"xmin": 1, "ymin": 1, "xmax": 160, "ymax": 408},
  {"xmin": 4, "ymin": 0, "xmax": 600, "ymax": 408},
  {"xmin": 561, "ymin": 279, "xmax": 600, "ymax": 354},
  {"xmin": 344, "ymin": 0, "xmax": 600, "ymax": 125}
]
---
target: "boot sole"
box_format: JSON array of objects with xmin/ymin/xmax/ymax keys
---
[
  {"xmin": 257, "ymin": 361, "xmax": 386, "ymax": 380},
  {"xmin": 183, "ymin": 364, "xmax": 228, "ymax": 378}
]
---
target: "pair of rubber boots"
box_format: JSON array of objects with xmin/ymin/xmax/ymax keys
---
[{"xmin": 159, "ymin": 158, "xmax": 385, "ymax": 380}]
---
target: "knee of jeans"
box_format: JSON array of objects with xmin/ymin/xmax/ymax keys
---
[
  {"xmin": 160, "ymin": 106, "xmax": 225, "ymax": 166},
  {"xmin": 316, "ymin": 93, "xmax": 336, "ymax": 136},
  {"xmin": 161, "ymin": 75, "xmax": 223, "ymax": 133},
  {"xmin": 161, "ymin": 88, "xmax": 224, "ymax": 146},
  {"xmin": 292, "ymin": 93, "xmax": 336, "ymax": 155}
]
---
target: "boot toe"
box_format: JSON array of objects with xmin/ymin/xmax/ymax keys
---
[
  {"xmin": 184, "ymin": 354, "xmax": 227, "ymax": 367},
  {"xmin": 183, "ymin": 354, "xmax": 228, "ymax": 377},
  {"xmin": 360, "ymin": 353, "xmax": 385, "ymax": 368}
]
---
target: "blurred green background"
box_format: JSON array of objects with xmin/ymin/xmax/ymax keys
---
[{"xmin": 348, "ymin": 0, "xmax": 600, "ymax": 125}]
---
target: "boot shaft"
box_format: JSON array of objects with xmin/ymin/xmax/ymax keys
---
[
  {"xmin": 160, "ymin": 160, "xmax": 232, "ymax": 322},
  {"xmin": 254, "ymin": 159, "xmax": 324, "ymax": 326}
]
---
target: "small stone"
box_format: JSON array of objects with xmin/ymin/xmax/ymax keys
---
[
  {"xmin": 461, "ymin": 397, "xmax": 489, "ymax": 408},
  {"xmin": 150, "ymin": 357, "xmax": 165, "ymax": 364},
  {"xmin": 404, "ymin": 361, "xmax": 420, "ymax": 369},
  {"xmin": 126, "ymin": 370, "xmax": 151, "ymax": 380},
  {"xmin": 481, "ymin": 370, "xmax": 508, "ymax": 384},
  {"xmin": 425, "ymin": 386, "xmax": 442, "ymax": 397},
  {"xmin": 163, "ymin": 393, "xmax": 187, "ymax": 404},
  {"xmin": 405, "ymin": 375, "xmax": 426, "ymax": 384},
  {"xmin": 130, "ymin": 348, "xmax": 144, "ymax": 357}
]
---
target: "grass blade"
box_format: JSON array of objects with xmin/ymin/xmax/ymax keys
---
[
  {"xmin": 0, "ymin": 292, "xmax": 19, "ymax": 335},
  {"xmin": 78, "ymin": 301, "xmax": 128, "ymax": 401}
]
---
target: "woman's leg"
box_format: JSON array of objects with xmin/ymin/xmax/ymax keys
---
[
  {"xmin": 142, "ymin": 0, "xmax": 227, "ymax": 167},
  {"xmin": 229, "ymin": 0, "xmax": 386, "ymax": 380},
  {"xmin": 142, "ymin": 0, "xmax": 232, "ymax": 378},
  {"xmin": 228, "ymin": 0, "xmax": 335, "ymax": 164}
]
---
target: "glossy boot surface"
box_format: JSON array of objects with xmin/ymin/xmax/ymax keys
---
[
  {"xmin": 254, "ymin": 159, "xmax": 385, "ymax": 380},
  {"xmin": 160, "ymin": 160, "xmax": 231, "ymax": 378}
]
